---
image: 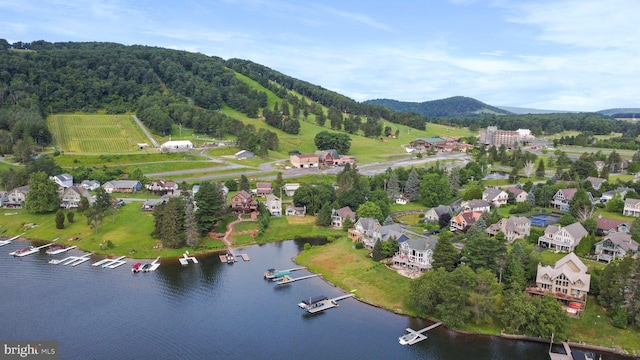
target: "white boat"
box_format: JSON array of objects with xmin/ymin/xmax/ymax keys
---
[{"xmin": 398, "ymin": 333, "xmax": 419, "ymax": 345}]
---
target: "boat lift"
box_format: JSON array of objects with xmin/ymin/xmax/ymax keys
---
[{"xmin": 299, "ymin": 293, "xmax": 356, "ymax": 314}]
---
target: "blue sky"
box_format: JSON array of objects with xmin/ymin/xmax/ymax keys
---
[{"xmin": 2, "ymin": 0, "xmax": 639, "ymax": 111}]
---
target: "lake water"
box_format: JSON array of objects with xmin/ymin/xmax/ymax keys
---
[{"xmin": 0, "ymin": 239, "xmax": 629, "ymax": 360}]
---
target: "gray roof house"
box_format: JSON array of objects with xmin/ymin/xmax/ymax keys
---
[
  {"xmin": 538, "ymin": 222, "xmax": 588, "ymax": 252},
  {"xmin": 424, "ymin": 205, "xmax": 451, "ymax": 222},
  {"xmin": 349, "ymin": 218, "xmax": 408, "ymax": 249},
  {"xmin": 331, "ymin": 206, "xmax": 356, "ymax": 228},
  {"xmin": 623, "ymin": 198, "xmax": 640, "ymax": 217},
  {"xmin": 460, "ymin": 199, "xmax": 491, "ymax": 213},
  {"xmin": 594, "ymin": 232, "xmax": 639, "ymax": 263},
  {"xmin": 51, "ymin": 173, "xmax": 73, "ymax": 188},
  {"xmin": 482, "ymin": 187, "xmax": 509, "ymax": 207},
  {"xmin": 486, "ymin": 216, "xmax": 531, "ymax": 243},
  {"xmin": 102, "ymin": 180, "xmax": 142, "ymax": 193},
  {"xmin": 79, "ymin": 180, "xmax": 101, "ymax": 191},
  {"xmin": 392, "ymin": 236, "xmax": 437, "ymax": 272}
]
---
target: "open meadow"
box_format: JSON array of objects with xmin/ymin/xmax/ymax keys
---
[{"xmin": 48, "ymin": 114, "xmax": 150, "ymax": 154}]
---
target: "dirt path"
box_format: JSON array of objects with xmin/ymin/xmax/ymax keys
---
[{"xmin": 222, "ymin": 214, "xmax": 246, "ymax": 248}]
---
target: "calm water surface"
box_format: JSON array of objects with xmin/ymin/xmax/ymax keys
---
[{"xmin": 0, "ymin": 239, "xmax": 629, "ymax": 360}]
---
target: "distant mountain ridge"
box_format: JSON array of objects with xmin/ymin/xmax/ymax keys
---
[
  {"xmin": 597, "ymin": 108, "xmax": 640, "ymax": 118},
  {"xmin": 363, "ymin": 96, "xmax": 512, "ymax": 118}
]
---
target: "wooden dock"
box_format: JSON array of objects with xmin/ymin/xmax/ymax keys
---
[
  {"xmin": 179, "ymin": 251, "xmax": 198, "ymax": 265},
  {"xmin": 276, "ymin": 273, "xmax": 321, "ymax": 285},
  {"xmin": 306, "ymin": 293, "xmax": 356, "ymax": 314},
  {"xmin": 398, "ymin": 322, "xmax": 443, "ymax": 346}
]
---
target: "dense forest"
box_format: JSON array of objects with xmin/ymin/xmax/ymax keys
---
[{"xmin": 364, "ymin": 96, "xmax": 512, "ymax": 117}]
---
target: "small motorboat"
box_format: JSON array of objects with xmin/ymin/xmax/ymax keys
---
[
  {"xmin": 46, "ymin": 245, "xmax": 63, "ymax": 255},
  {"xmin": 11, "ymin": 247, "xmax": 34, "ymax": 257},
  {"xmin": 398, "ymin": 333, "xmax": 419, "ymax": 345},
  {"xmin": 226, "ymin": 253, "xmax": 235, "ymax": 264},
  {"xmin": 132, "ymin": 262, "xmax": 142, "ymax": 273}
]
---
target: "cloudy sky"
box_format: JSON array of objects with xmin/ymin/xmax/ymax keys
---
[{"xmin": 2, "ymin": 0, "xmax": 639, "ymax": 111}]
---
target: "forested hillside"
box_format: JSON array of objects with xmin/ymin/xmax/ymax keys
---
[{"xmin": 364, "ymin": 96, "xmax": 511, "ymax": 117}]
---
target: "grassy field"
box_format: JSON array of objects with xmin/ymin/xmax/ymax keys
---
[
  {"xmin": 296, "ymin": 237, "xmax": 413, "ymax": 313},
  {"xmin": 48, "ymin": 114, "xmax": 150, "ymax": 154}
]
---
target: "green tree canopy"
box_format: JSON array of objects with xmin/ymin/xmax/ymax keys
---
[{"xmin": 25, "ymin": 171, "xmax": 60, "ymax": 213}]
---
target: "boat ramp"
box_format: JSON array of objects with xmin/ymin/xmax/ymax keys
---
[
  {"xmin": 264, "ymin": 267, "xmax": 306, "ymax": 280},
  {"xmin": 179, "ymin": 251, "xmax": 198, "ymax": 265},
  {"xmin": 10, "ymin": 243, "xmax": 52, "ymax": 257},
  {"xmin": 276, "ymin": 273, "xmax": 321, "ymax": 285},
  {"xmin": 0, "ymin": 233, "xmax": 26, "ymax": 247},
  {"xmin": 398, "ymin": 322, "xmax": 443, "ymax": 346},
  {"xmin": 92, "ymin": 256, "xmax": 126, "ymax": 269},
  {"xmin": 298, "ymin": 293, "xmax": 356, "ymax": 314}
]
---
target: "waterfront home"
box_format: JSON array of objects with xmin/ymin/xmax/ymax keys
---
[
  {"xmin": 256, "ymin": 182, "xmax": 273, "ymax": 197},
  {"xmin": 331, "ymin": 206, "xmax": 356, "ymax": 228},
  {"xmin": 586, "ymin": 176, "xmax": 606, "ymax": 191},
  {"xmin": 349, "ymin": 217, "xmax": 380, "ymax": 245},
  {"xmin": 50, "ymin": 173, "xmax": 73, "ymax": 188},
  {"xmin": 264, "ymin": 194, "xmax": 282, "ymax": 217},
  {"xmin": 450, "ymin": 211, "xmax": 483, "ymax": 232},
  {"xmin": 537, "ymin": 222, "xmax": 588, "ymax": 252},
  {"xmin": 146, "ymin": 179, "xmax": 178, "ymax": 195},
  {"xmin": 594, "ymin": 232, "xmax": 638, "ymax": 263},
  {"xmin": 141, "ymin": 196, "xmax": 169, "ymax": 211},
  {"xmin": 79, "ymin": 180, "xmax": 100, "ymax": 191},
  {"xmin": 483, "ymin": 187, "xmax": 508, "ymax": 207},
  {"xmin": 623, "ymin": 198, "xmax": 640, "ymax": 217},
  {"xmin": 460, "ymin": 199, "xmax": 491, "ymax": 213},
  {"xmin": 506, "ymin": 187, "xmax": 528, "ymax": 203},
  {"xmin": 230, "ymin": 190, "xmax": 258, "ymax": 214},
  {"xmin": 60, "ymin": 186, "xmax": 91, "ymax": 209},
  {"xmin": 595, "ymin": 216, "xmax": 630, "ymax": 236},
  {"xmin": 526, "ymin": 252, "xmax": 590, "ymax": 315},
  {"xmin": 486, "ymin": 216, "xmax": 531, "ymax": 243},
  {"xmin": 550, "ymin": 188, "xmax": 594, "ymax": 211},
  {"xmin": 599, "ymin": 187, "xmax": 630, "ymax": 203},
  {"xmin": 102, "ymin": 180, "xmax": 142, "ymax": 193},
  {"xmin": 392, "ymin": 236, "xmax": 436, "ymax": 272},
  {"xmin": 424, "ymin": 205, "xmax": 452, "ymax": 222},
  {"xmin": 285, "ymin": 205, "xmax": 306, "ymax": 217},
  {"xmin": 4, "ymin": 185, "xmax": 29, "ymax": 208},
  {"xmin": 290, "ymin": 154, "xmax": 319, "ymax": 168},
  {"xmin": 283, "ymin": 183, "xmax": 300, "ymax": 196}
]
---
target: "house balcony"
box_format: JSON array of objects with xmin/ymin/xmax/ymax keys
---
[
  {"xmin": 526, "ymin": 287, "xmax": 586, "ymax": 304},
  {"xmin": 392, "ymin": 254, "xmax": 431, "ymax": 271}
]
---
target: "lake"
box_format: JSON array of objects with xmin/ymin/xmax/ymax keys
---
[{"xmin": 0, "ymin": 239, "xmax": 628, "ymax": 360}]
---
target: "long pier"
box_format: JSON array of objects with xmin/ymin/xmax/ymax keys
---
[
  {"xmin": 10, "ymin": 243, "xmax": 52, "ymax": 257},
  {"xmin": 276, "ymin": 273, "xmax": 321, "ymax": 285},
  {"xmin": 0, "ymin": 232, "xmax": 26, "ymax": 247},
  {"xmin": 399, "ymin": 322, "xmax": 443, "ymax": 345},
  {"xmin": 306, "ymin": 293, "xmax": 356, "ymax": 314},
  {"xmin": 46, "ymin": 245, "xmax": 77, "ymax": 255}
]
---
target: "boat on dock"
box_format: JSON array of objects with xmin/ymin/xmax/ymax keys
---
[
  {"xmin": 226, "ymin": 253, "xmax": 236, "ymax": 264},
  {"xmin": 298, "ymin": 293, "xmax": 356, "ymax": 314},
  {"xmin": 46, "ymin": 245, "xmax": 77, "ymax": 255},
  {"xmin": 134, "ymin": 257, "xmax": 161, "ymax": 273},
  {"xmin": 10, "ymin": 243, "xmax": 52, "ymax": 257},
  {"xmin": 264, "ymin": 267, "xmax": 306, "ymax": 280},
  {"xmin": 298, "ymin": 295, "xmax": 329, "ymax": 311},
  {"xmin": 549, "ymin": 341, "xmax": 595, "ymax": 360},
  {"xmin": 132, "ymin": 263, "xmax": 142, "ymax": 273},
  {"xmin": 179, "ymin": 251, "xmax": 198, "ymax": 265},
  {"xmin": 398, "ymin": 322, "xmax": 443, "ymax": 346},
  {"xmin": 0, "ymin": 233, "xmax": 26, "ymax": 247}
]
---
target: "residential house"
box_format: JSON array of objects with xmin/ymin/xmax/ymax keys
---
[
  {"xmin": 460, "ymin": 199, "xmax": 491, "ymax": 213},
  {"xmin": 331, "ymin": 206, "xmax": 356, "ymax": 228},
  {"xmin": 79, "ymin": 180, "xmax": 100, "ymax": 191},
  {"xmin": 550, "ymin": 188, "xmax": 593, "ymax": 211},
  {"xmin": 599, "ymin": 187, "xmax": 630, "ymax": 203},
  {"xmin": 146, "ymin": 179, "xmax": 178, "ymax": 195},
  {"xmin": 392, "ymin": 236, "xmax": 437, "ymax": 272},
  {"xmin": 50, "ymin": 173, "xmax": 73, "ymax": 188},
  {"xmin": 230, "ymin": 190, "xmax": 258, "ymax": 214},
  {"xmin": 234, "ymin": 150, "xmax": 255, "ymax": 160},
  {"xmin": 60, "ymin": 186, "xmax": 90, "ymax": 209},
  {"xmin": 623, "ymin": 198, "xmax": 640, "ymax": 217},
  {"xmin": 284, "ymin": 183, "xmax": 300, "ymax": 197},
  {"xmin": 526, "ymin": 252, "xmax": 591, "ymax": 314},
  {"xmin": 290, "ymin": 154, "xmax": 319, "ymax": 168},
  {"xmin": 594, "ymin": 160, "xmax": 606, "ymax": 173},
  {"xmin": 349, "ymin": 217, "xmax": 380, "ymax": 245},
  {"xmin": 594, "ymin": 232, "xmax": 639, "ymax": 263},
  {"xmin": 537, "ymin": 222, "xmax": 588, "ymax": 252},
  {"xmin": 141, "ymin": 197, "xmax": 169, "ymax": 211},
  {"xmin": 4, "ymin": 185, "xmax": 29, "ymax": 208},
  {"xmin": 595, "ymin": 216, "xmax": 631, "ymax": 236},
  {"xmin": 482, "ymin": 187, "xmax": 509, "ymax": 207},
  {"xmin": 102, "ymin": 180, "xmax": 142, "ymax": 193},
  {"xmin": 450, "ymin": 211, "xmax": 483, "ymax": 232},
  {"xmin": 506, "ymin": 187, "xmax": 528, "ymax": 203},
  {"xmin": 395, "ymin": 195, "xmax": 408, "ymax": 205},
  {"xmin": 586, "ymin": 176, "xmax": 606, "ymax": 191},
  {"xmin": 424, "ymin": 205, "xmax": 452, "ymax": 222},
  {"xmin": 256, "ymin": 182, "xmax": 273, "ymax": 197},
  {"xmin": 264, "ymin": 194, "xmax": 282, "ymax": 217},
  {"xmin": 486, "ymin": 216, "xmax": 531, "ymax": 243},
  {"xmin": 285, "ymin": 205, "xmax": 306, "ymax": 217}
]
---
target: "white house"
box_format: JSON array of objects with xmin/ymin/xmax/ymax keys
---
[
  {"xmin": 283, "ymin": 183, "xmax": 300, "ymax": 197},
  {"xmin": 594, "ymin": 232, "xmax": 638, "ymax": 263},
  {"xmin": 264, "ymin": 195, "xmax": 282, "ymax": 217},
  {"xmin": 160, "ymin": 140, "xmax": 194, "ymax": 152},
  {"xmin": 79, "ymin": 180, "xmax": 100, "ymax": 191},
  {"xmin": 4, "ymin": 185, "xmax": 29, "ymax": 208},
  {"xmin": 506, "ymin": 187, "xmax": 528, "ymax": 203},
  {"xmin": 424, "ymin": 205, "xmax": 451, "ymax": 222},
  {"xmin": 538, "ymin": 222, "xmax": 588, "ymax": 252},
  {"xmin": 460, "ymin": 199, "xmax": 491, "ymax": 213},
  {"xmin": 50, "ymin": 173, "xmax": 73, "ymax": 188},
  {"xmin": 623, "ymin": 198, "xmax": 640, "ymax": 217},
  {"xmin": 331, "ymin": 206, "xmax": 355, "ymax": 228},
  {"xmin": 392, "ymin": 237, "xmax": 436, "ymax": 272},
  {"xmin": 60, "ymin": 186, "xmax": 91, "ymax": 209},
  {"xmin": 482, "ymin": 187, "xmax": 508, "ymax": 207}
]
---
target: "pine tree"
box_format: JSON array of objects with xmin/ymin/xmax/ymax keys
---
[
  {"xmin": 386, "ymin": 173, "xmax": 400, "ymax": 199},
  {"xmin": 315, "ymin": 204, "xmax": 332, "ymax": 227},
  {"xmin": 239, "ymin": 175, "xmax": 251, "ymax": 192},
  {"xmin": 372, "ymin": 239, "xmax": 384, "ymax": 261},
  {"xmin": 184, "ymin": 195, "xmax": 198, "ymax": 247},
  {"xmin": 194, "ymin": 181, "xmax": 228, "ymax": 234},
  {"xmin": 535, "ymin": 158, "xmax": 545, "ymax": 177},
  {"xmin": 404, "ymin": 169, "xmax": 421, "ymax": 201},
  {"xmin": 432, "ymin": 230, "xmax": 459, "ymax": 271}
]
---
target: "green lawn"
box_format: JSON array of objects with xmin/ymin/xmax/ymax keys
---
[{"xmin": 54, "ymin": 152, "xmax": 199, "ymax": 167}]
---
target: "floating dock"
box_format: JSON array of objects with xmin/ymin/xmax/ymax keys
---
[
  {"xmin": 398, "ymin": 322, "xmax": 443, "ymax": 345},
  {"xmin": 179, "ymin": 252, "xmax": 198, "ymax": 265},
  {"xmin": 54, "ymin": 253, "xmax": 93, "ymax": 266},
  {"xmin": 10, "ymin": 243, "xmax": 52, "ymax": 257},
  {"xmin": 0, "ymin": 233, "xmax": 26, "ymax": 247},
  {"xmin": 46, "ymin": 245, "xmax": 77, "ymax": 255},
  {"xmin": 67, "ymin": 253, "xmax": 93, "ymax": 267},
  {"xmin": 300, "ymin": 293, "xmax": 356, "ymax": 314},
  {"xmin": 264, "ymin": 267, "xmax": 306, "ymax": 279},
  {"xmin": 276, "ymin": 273, "xmax": 322, "ymax": 285},
  {"xmin": 101, "ymin": 256, "xmax": 126, "ymax": 269},
  {"xmin": 144, "ymin": 257, "xmax": 161, "ymax": 272}
]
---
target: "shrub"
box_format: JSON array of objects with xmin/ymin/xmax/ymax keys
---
[
  {"xmin": 354, "ymin": 242, "xmax": 364, "ymax": 249},
  {"xmin": 303, "ymin": 243, "xmax": 311, "ymax": 251}
]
